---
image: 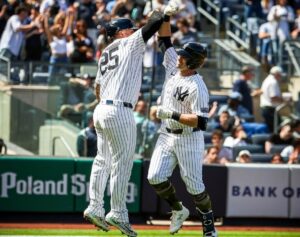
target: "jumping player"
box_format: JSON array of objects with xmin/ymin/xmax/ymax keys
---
[
  {"xmin": 147, "ymin": 19, "xmax": 218, "ymax": 237},
  {"xmin": 83, "ymin": 3, "xmax": 179, "ymax": 237}
]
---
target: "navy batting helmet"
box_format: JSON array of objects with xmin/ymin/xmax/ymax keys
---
[
  {"xmin": 177, "ymin": 42, "xmax": 207, "ymax": 69},
  {"xmin": 105, "ymin": 18, "xmax": 137, "ymax": 37}
]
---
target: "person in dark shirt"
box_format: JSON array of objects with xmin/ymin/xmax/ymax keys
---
[
  {"xmin": 70, "ymin": 19, "xmax": 94, "ymax": 63},
  {"xmin": 265, "ymin": 121, "xmax": 294, "ymax": 153},
  {"xmin": 77, "ymin": 114, "xmax": 97, "ymax": 157},
  {"xmin": 77, "ymin": 0, "xmax": 97, "ymax": 29},
  {"xmin": 233, "ymin": 66, "xmax": 260, "ymax": 114},
  {"xmin": 213, "ymin": 110, "xmax": 234, "ymax": 133}
]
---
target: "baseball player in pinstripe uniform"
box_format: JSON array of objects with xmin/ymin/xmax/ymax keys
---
[
  {"xmin": 147, "ymin": 20, "xmax": 218, "ymax": 237},
  {"xmin": 83, "ymin": 3, "xmax": 179, "ymax": 237}
]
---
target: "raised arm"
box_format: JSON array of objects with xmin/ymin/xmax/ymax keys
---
[
  {"xmin": 141, "ymin": 1, "xmax": 178, "ymax": 43},
  {"xmin": 43, "ymin": 15, "xmax": 53, "ymax": 43}
]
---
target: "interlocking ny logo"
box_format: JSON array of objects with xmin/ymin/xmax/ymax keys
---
[{"xmin": 174, "ymin": 86, "xmax": 189, "ymax": 101}]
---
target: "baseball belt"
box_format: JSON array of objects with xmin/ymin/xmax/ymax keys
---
[
  {"xmin": 166, "ymin": 127, "xmax": 200, "ymax": 134},
  {"xmin": 101, "ymin": 100, "xmax": 133, "ymax": 109}
]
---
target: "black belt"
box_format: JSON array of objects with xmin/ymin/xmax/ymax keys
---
[
  {"xmin": 166, "ymin": 127, "xmax": 201, "ymax": 134},
  {"xmin": 103, "ymin": 100, "xmax": 133, "ymax": 109}
]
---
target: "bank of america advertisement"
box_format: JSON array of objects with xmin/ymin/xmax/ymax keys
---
[
  {"xmin": 226, "ymin": 164, "xmax": 297, "ymax": 218},
  {"xmin": 290, "ymin": 166, "xmax": 300, "ymax": 218}
]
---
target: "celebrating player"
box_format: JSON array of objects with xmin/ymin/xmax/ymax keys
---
[
  {"xmin": 147, "ymin": 20, "xmax": 218, "ymax": 237},
  {"xmin": 83, "ymin": 3, "xmax": 179, "ymax": 237}
]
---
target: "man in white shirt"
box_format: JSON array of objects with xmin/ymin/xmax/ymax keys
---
[
  {"xmin": 0, "ymin": 5, "xmax": 37, "ymax": 60},
  {"xmin": 260, "ymin": 66, "xmax": 283, "ymax": 132}
]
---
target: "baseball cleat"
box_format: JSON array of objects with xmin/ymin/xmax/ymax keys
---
[
  {"xmin": 169, "ymin": 204, "xmax": 190, "ymax": 234},
  {"xmin": 105, "ymin": 216, "xmax": 137, "ymax": 237},
  {"xmin": 204, "ymin": 230, "xmax": 218, "ymax": 237},
  {"xmin": 83, "ymin": 210, "xmax": 109, "ymax": 232}
]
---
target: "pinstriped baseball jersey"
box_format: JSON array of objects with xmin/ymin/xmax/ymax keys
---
[
  {"xmin": 160, "ymin": 47, "xmax": 209, "ymax": 133},
  {"xmin": 147, "ymin": 46, "xmax": 209, "ymax": 195},
  {"xmin": 95, "ymin": 29, "xmax": 145, "ymax": 105},
  {"xmin": 85, "ymin": 28, "xmax": 145, "ymax": 223}
]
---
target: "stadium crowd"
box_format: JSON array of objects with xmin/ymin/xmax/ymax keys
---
[{"xmin": 0, "ymin": 0, "xmax": 299, "ymax": 164}]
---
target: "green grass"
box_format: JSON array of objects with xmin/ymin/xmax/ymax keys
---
[{"xmin": 0, "ymin": 229, "xmax": 299, "ymax": 237}]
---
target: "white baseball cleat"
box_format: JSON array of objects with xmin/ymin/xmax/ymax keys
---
[
  {"xmin": 204, "ymin": 230, "xmax": 218, "ymax": 237},
  {"xmin": 169, "ymin": 204, "xmax": 190, "ymax": 234},
  {"xmin": 83, "ymin": 210, "xmax": 109, "ymax": 232},
  {"xmin": 105, "ymin": 215, "xmax": 137, "ymax": 237}
]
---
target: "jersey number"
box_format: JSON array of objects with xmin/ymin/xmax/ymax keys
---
[{"xmin": 100, "ymin": 46, "xmax": 119, "ymax": 75}]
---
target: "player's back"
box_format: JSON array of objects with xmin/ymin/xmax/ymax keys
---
[{"xmin": 98, "ymin": 30, "xmax": 145, "ymax": 105}]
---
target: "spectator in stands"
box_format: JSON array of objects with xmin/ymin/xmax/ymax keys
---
[
  {"xmin": 233, "ymin": 66, "xmax": 260, "ymax": 114},
  {"xmin": 77, "ymin": 0, "xmax": 97, "ymax": 41},
  {"xmin": 173, "ymin": 0, "xmax": 197, "ymax": 27},
  {"xmin": 267, "ymin": 0, "xmax": 295, "ymax": 62},
  {"xmin": 143, "ymin": 35, "xmax": 164, "ymax": 84},
  {"xmin": 39, "ymin": 0, "xmax": 68, "ymax": 14},
  {"xmin": 270, "ymin": 153, "xmax": 285, "ymax": 164},
  {"xmin": 210, "ymin": 130, "xmax": 233, "ymax": 163},
  {"xmin": 261, "ymin": 0, "xmax": 274, "ymax": 20},
  {"xmin": 281, "ymin": 138, "xmax": 300, "ymax": 161},
  {"xmin": 59, "ymin": 73, "xmax": 97, "ymax": 124},
  {"xmin": 0, "ymin": 5, "xmax": 38, "ymax": 60},
  {"xmin": 44, "ymin": 9, "xmax": 74, "ymax": 84},
  {"xmin": 134, "ymin": 99, "xmax": 148, "ymax": 154},
  {"xmin": 223, "ymin": 125, "xmax": 248, "ymax": 148},
  {"xmin": 292, "ymin": 119, "xmax": 300, "ymax": 139},
  {"xmin": 93, "ymin": 0, "xmax": 110, "ymax": 27},
  {"xmin": 204, "ymin": 146, "xmax": 220, "ymax": 164},
  {"xmin": 236, "ymin": 149, "xmax": 252, "ymax": 163},
  {"xmin": 213, "ymin": 110, "xmax": 235, "ymax": 133},
  {"xmin": 111, "ymin": 0, "xmax": 135, "ymax": 18},
  {"xmin": 143, "ymin": 0, "xmax": 166, "ymax": 17},
  {"xmin": 244, "ymin": 0, "xmax": 263, "ymax": 20},
  {"xmin": 69, "ymin": 19, "xmax": 94, "ymax": 63},
  {"xmin": 172, "ymin": 17, "xmax": 197, "ymax": 47},
  {"xmin": 77, "ymin": 113, "xmax": 97, "ymax": 157},
  {"xmin": 258, "ymin": 20, "xmax": 276, "ymax": 68},
  {"xmin": 218, "ymin": 91, "xmax": 251, "ymax": 122},
  {"xmin": 265, "ymin": 120, "xmax": 294, "ymax": 153},
  {"xmin": 139, "ymin": 105, "xmax": 161, "ymax": 158},
  {"xmin": 24, "ymin": 4, "xmax": 44, "ymax": 61},
  {"xmin": 291, "ymin": 9, "xmax": 300, "ymax": 39},
  {"xmin": 260, "ymin": 66, "xmax": 283, "ymax": 132},
  {"xmin": 0, "ymin": 1, "xmax": 9, "ymax": 38}
]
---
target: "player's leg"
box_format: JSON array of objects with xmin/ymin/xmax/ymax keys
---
[
  {"xmin": 104, "ymin": 108, "xmax": 137, "ymax": 237},
  {"xmin": 147, "ymin": 134, "xmax": 189, "ymax": 234},
  {"xmin": 193, "ymin": 191, "xmax": 217, "ymax": 237},
  {"xmin": 175, "ymin": 134, "xmax": 217, "ymax": 237},
  {"xmin": 84, "ymin": 109, "xmax": 111, "ymax": 231}
]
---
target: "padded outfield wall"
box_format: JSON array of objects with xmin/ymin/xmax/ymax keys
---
[{"xmin": 0, "ymin": 156, "xmax": 299, "ymax": 219}]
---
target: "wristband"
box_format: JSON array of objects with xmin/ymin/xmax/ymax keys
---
[
  {"xmin": 163, "ymin": 15, "xmax": 170, "ymax": 22},
  {"xmin": 171, "ymin": 112, "xmax": 181, "ymax": 121}
]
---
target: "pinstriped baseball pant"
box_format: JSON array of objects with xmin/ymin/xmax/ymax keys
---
[
  {"xmin": 86, "ymin": 104, "xmax": 136, "ymax": 222},
  {"xmin": 147, "ymin": 132, "xmax": 205, "ymax": 195}
]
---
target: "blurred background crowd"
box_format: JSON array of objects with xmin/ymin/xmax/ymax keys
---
[{"xmin": 0, "ymin": 0, "xmax": 300, "ymax": 165}]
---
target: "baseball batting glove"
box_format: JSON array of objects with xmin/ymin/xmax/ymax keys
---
[
  {"xmin": 156, "ymin": 106, "xmax": 173, "ymax": 120},
  {"xmin": 164, "ymin": 1, "xmax": 179, "ymax": 16}
]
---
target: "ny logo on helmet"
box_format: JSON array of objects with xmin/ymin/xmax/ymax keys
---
[{"xmin": 174, "ymin": 87, "xmax": 189, "ymax": 101}]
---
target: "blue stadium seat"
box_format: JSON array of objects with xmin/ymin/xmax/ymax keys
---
[
  {"xmin": 251, "ymin": 133, "xmax": 271, "ymax": 146},
  {"xmin": 251, "ymin": 154, "xmax": 273, "ymax": 163},
  {"xmin": 270, "ymin": 145, "xmax": 288, "ymax": 154},
  {"xmin": 204, "ymin": 132, "xmax": 212, "ymax": 143},
  {"xmin": 209, "ymin": 94, "xmax": 228, "ymax": 106},
  {"xmin": 232, "ymin": 144, "xmax": 264, "ymax": 160}
]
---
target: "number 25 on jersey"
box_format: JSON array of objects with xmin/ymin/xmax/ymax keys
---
[{"xmin": 100, "ymin": 46, "xmax": 120, "ymax": 76}]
